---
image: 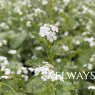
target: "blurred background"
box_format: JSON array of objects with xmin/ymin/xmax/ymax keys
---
[{"xmin": 0, "ymin": 0, "xmax": 95, "ymax": 95}]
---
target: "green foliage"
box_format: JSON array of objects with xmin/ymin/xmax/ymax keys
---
[{"xmin": 0, "ymin": 0, "xmax": 95, "ymax": 95}]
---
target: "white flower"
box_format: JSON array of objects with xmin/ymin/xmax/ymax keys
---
[
  {"xmin": 41, "ymin": 75, "xmax": 47, "ymax": 81},
  {"xmin": 50, "ymin": 25, "xmax": 59, "ymax": 33},
  {"xmin": 31, "ymin": 55, "xmax": 37, "ymax": 59},
  {"xmin": 14, "ymin": 7, "xmax": 23, "ymax": 15},
  {"xmin": 0, "ymin": 56, "xmax": 7, "ymax": 61},
  {"xmin": 88, "ymin": 86, "xmax": 95, "ymax": 90},
  {"xmin": 0, "ymin": 22, "xmax": 9, "ymax": 29},
  {"xmin": 87, "ymin": 63, "xmax": 93, "ymax": 70},
  {"xmin": 1, "ymin": 66, "xmax": 6, "ymax": 71},
  {"xmin": 56, "ymin": 58, "xmax": 61, "ymax": 63},
  {"xmin": 42, "ymin": 0, "xmax": 48, "ymax": 5},
  {"xmin": 28, "ymin": 68, "xmax": 34, "ymax": 72},
  {"xmin": 21, "ymin": 67, "xmax": 28, "ymax": 74},
  {"xmin": 47, "ymin": 32, "xmax": 57, "ymax": 42},
  {"xmin": 90, "ymin": 57, "xmax": 94, "ymax": 62},
  {"xmin": 26, "ymin": 21, "xmax": 31, "ymax": 27},
  {"xmin": 21, "ymin": 75, "xmax": 28, "ymax": 81},
  {"xmin": 62, "ymin": 45, "xmax": 69, "ymax": 52},
  {"xmin": 39, "ymin": 26, "xmax": 50, "ymax": 37},
  {"xmin": 17, "ymin": 69, "xmax": 22, "ymax": 75},
  {"xmin": 3, "ymin": 60, "xmax": 9, "ymax": 65},
  {"xmin": 8, "ymin": 50, "xmax": 16, "ymax": 54},
  {"xmin": 63, "ymin": 0, "xmax": 70, "ymax": 5},
  {"xmin": 34, "ymin": 8, "xmax": 46, "ymax": 16},
  {"xmin": 64, "ymin": 32, "xmax": 69, "ymax": 36},
  {"xmin": 35, "ymin": 67, "xmax": 42, "ymax": 76},
  {"xmin": 4, "ymin": 68, "xmax": 11, "ymax": 75},
  {"xmin": 35, "ymin": 46, "xmax": 43, "ymax": 50},
  {"xmin": 34, "ymin": 64, "xmax": 63, "ymax": 82},
  {"xmin": 40, "ymin": 66, "xmax": 49, "ymax": 75},
  {"xmin": 0, "ymin": 76, "xmax": 11, "ymax": 79},
  {"xmin": 39, "ymin": 24, "xmax": 59, "ymax": 42},
  {"xmin": 90, "ymin": 42, "xmax": 95, "ymax": 47},
  {"xmin": 75, "ymin": 40, "xmax": 80, "ymax": 45},
  {"xmin": 84, "ymin": 37, "xmax": 95, "ymax": 47},
  {"xmin": 63, "ymin": 0, "xmax": 70, "ymax": 3},
  {"xmin": 2, "ymin": 40, "xmax": 7, "ymax": 45}
]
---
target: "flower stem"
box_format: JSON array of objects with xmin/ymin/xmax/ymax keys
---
[
  {"xmin": 52, "ymin": 83, "xmax": 56, "ymax": 95},
  {"xmin": 49, "ymin": 0, "xmax": 53, "ymax": 23},
  {"xmin": 48, "ymin": 44, "xmax": 53, "ymax": 64},
  {"xmin": 0, "ymin": 82, "xmax": 17, "ymax": 95},
  {"xmin": 40, "ymin": 84, "xmax": 43, "ymax": 95}
]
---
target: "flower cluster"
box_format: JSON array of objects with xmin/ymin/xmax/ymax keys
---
[
  {"xmin": 84, "ymin": 37, "xmax": 95, "ymax": 47},
  {"xmin": 0, "ymin": 56, "xmax": 29, "ymax": 81},
  {"xmin": 34, "ymin": 8, "xmax": 46, "ymax": 16},
  {"xmin": 16, "ymin": 67, "xmax": 29, "ymax": 81},
  {"xmin": 0, "ymin": 56, "xmax": 12, "ymax": 79},
  {"xmin": 34, "ymin": 64, "xmax": 63, "ymax": 82},
  {"xmin": 39, "ymin": 24, "xmax": 59, "ymax": 43}
]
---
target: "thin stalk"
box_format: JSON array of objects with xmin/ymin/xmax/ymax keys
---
[
  {"xmin": 52, "ymin": 83, "xmax": 56, "ymax": 95},
  {"xmin": 48, "ymin": 44, "xmax": 53, "ymax": 64},
  {"xmin": 40, "ymin": 84, "xmax": 43, "ymax": 95},
  {"xmin": 49, "ymin": 0, "xmax": 53, "ymax": 23},
  {"xmin": 45, "ymin": 42, "xmax": 53, "ymax": 64}
]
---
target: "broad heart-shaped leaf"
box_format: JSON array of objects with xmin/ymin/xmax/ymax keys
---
[{"xmin": 10, "ymin": 31, "xmax": 27, "ymax": 48}]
